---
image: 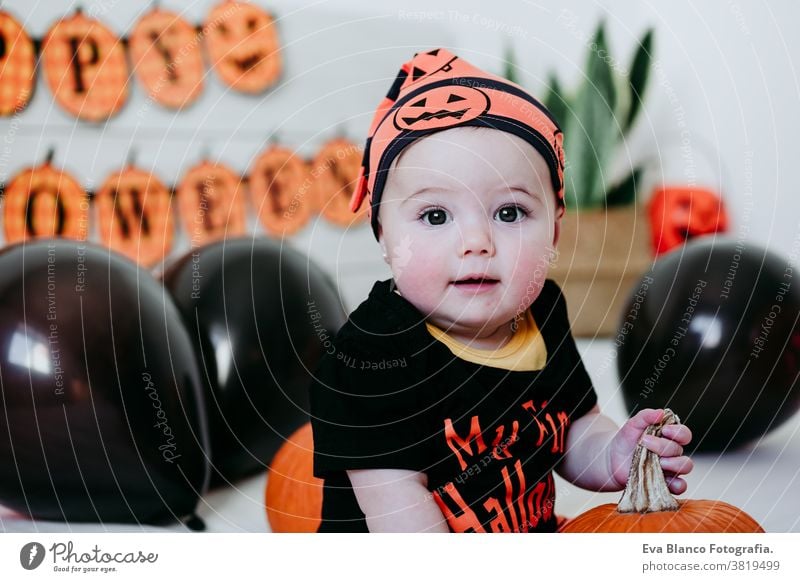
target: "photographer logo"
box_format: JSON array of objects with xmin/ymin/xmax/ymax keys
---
[{"xmin": 20, "ymin": 542, "xmax": 46, "ymax": 570}]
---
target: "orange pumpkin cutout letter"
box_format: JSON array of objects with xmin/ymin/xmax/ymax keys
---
[
  {"xmin": 42, "ymin": 9, "xmax": 129, "ymax": 121},
  {"xmin": 177, "ymin": 160, "xmax": 247, "ymax": 246},
  {"xmin": 0, "ymin": 10, "xmax": 36, "ymax": 116},
  {"xmin": 249, "ymin": 145, "xmax": 311, "ymax": 237},
  {"xmin": 129, "ymin": 8, "xmax": 204, "ymax": 110},
  {"xmin": 3, "ymin": 161, "xmax": 89, "ymax": 243},
  {"xmin": 648, "ymin": 186, "xmax": 729, "ymax": 256},
  {"xmin": 204, "ymin": 0, "xmax": 281, "ymax": 93},
  {"xmin": 311, "ymin": 138, "xmax": 366, "ymax": 227},
  {"xmin": 95, "ymin": 166, "xmax": 175, "ymax": 267}
]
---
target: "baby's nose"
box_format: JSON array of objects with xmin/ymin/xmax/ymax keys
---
[{"xmin": 458, "ymin": 218, "xmax": 495, "ymax": 256}]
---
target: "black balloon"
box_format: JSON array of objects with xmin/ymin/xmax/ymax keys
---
[
  {"xmin": 0, "ymin": 240, "xmax": 210, "ymax": 523},
  {"xmin": 617, "ymin": 237, "xmax": 800, "ymax": 452},
  {"xmin": 161, "ymin": 237, "xmax": 346, "ymax": 485}
]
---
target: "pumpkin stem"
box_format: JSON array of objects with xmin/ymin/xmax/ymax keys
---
[{"xmin": 617, "ymin": 408, "xmax": 680, "ymax": 513}]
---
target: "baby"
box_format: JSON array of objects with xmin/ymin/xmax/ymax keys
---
[{"xmin": 309, "ymin": 48, "xmax": 692, "ymax": 533}]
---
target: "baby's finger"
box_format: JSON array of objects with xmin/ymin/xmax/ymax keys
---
[
  {"xmin": 622, "ymin": 409, "xmax": 664, "ymax": 437},
  {"xmin": 666, "ymin": 476, "xmax": 688, "ymax": 495},
  {"xmin": 658, "ymin": 455, "xmax": 694, "ymax": 476},
  {"xmin": 641, "ymin": 434, "xmax": 683, "ymax": 458},
  {"xmin": 661, "ymin": 424, "xmax": 693, "ymax": 446},
  {"xmin": 634, "ymin": 408, "xmax": 664, "ymax": 428}
]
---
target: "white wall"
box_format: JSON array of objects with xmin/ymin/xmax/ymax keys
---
[{"xmin": 1, "ymin": 0, "xmax": 797, "ymax": 312}]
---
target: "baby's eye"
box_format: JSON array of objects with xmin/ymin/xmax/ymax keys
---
[
  {"xmin": 495, "ymin": 205, "xmax": 529, "ymax": 223},
  {"xmin": 419, "ymin": 207, "xmax": 450, "ymax": 226}
]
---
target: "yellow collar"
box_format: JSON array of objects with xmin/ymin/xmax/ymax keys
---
[{"xmin": 425, "ymin": 309, "xmax": 547, "ymax": 371}]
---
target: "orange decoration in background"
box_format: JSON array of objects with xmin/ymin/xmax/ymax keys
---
[
  {"xmin": 204, "ymin": 0, "xmax": 281, "ymax": 93},
  {"xmin": 177, "ymin": 160, "xmax": 247, "ymax": 247},
  {"xmin": 265, "ymin": 423, "xmax": 323, "ymax": 533},
  {"xmin": 310, "ymin": 138, "xmax": 366, "ymax": 227},
  {"xmin": 249, "ymin": 146, "xmax": 311, "ymax": 237},
  {"xmin": 0, "ymin": 10, "xmax": 36, "ymax": 116},
  {"xmin": 3, "ymin": 162, "xmax": 89, "ymax": 243},
  {"xmin": 95, "ymin": 166, "xmax": 174, "ymax": 267},
  {"xmin": 648, "ymin": 186, "xmax": 729, "ymax": 256},
  {"xmin": 129, "ymin": 8, "xmax": 204, "ymax": 110},
  {"xmin": 41, "ymin": 10, "xmax": 129, "ymax": 121}
]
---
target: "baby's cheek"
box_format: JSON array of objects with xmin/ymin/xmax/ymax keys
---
[
  {"xmin": 391, "ymin": 240, "xmax": 448, "ymax": 293},
  {"xmin": 506, "ymin": 244, "xmax": 552, "ymax": 298}
]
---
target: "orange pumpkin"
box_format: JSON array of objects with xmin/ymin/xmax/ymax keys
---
[
  {"xmin": 648, "ymin": 186, "xmax": 729, "ymax": 256},
  {"xmin": 3, "ymin": 160, "xmax": 89, "ymax": 243},
  {"xmin": 0, "ymin": 10, "xmax": 36, "ymax": 116},
  {"xmin": 559, "ymin": 410, "xmax": 764, "ymax": 533},
  {"xmin": 310, "ymin": 138, "xmax": 367, "ymax": 227},
  {"xmin": 41, "ymin": 9, "xmax": 129, "ymax": 121},
  {"xmin": 249, "ymin": 145, "xmax": 311, "ymax": 237},
  {"xmin": 95, "ymin": 166, "xmax": 175, "ymax": 267},
  {"xmin": 129, "ymin": 8, "xmax": 204, "ymax": 109},
  {"xmin": 265, "ymin": 423, "xmax": 323, "ymax": 533},
  {"xmin": 177, "ymin": 160, "xmax": 247, "ymax": 246},
  {"xmin": 204, "ymin": 0, "xmax": 281, "ymax": 93}
]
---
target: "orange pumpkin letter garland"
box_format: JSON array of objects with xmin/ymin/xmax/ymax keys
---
[
  {"xmin": 41, "ymin": 8, "xmax": 129, "ymax": 121},
  {"xmin": 95, "ymin": 165, "xmax": 175, "ymax": 267},
  {"xmin": 310, "ymin": 138, "xmax": 366, "ymax": 228},
  {"xmin": 3, "ymin": 160, "xmax": 89, "ymax": 244},
  {"xmin": 0, "ymin": 10, "xmax": 36, "ymax": 116},
  {"xmin": 249, "ymin": 145, "xmax": 311, "ymax": 237},
  {"xmin": 204, "ymin": 0, "xmax": 282, "ymax": 94},
  {"xmin": 177, "ymin": 160, "xmax": 247, "ymax": 247},
  {"xmin": 129, "ymin": 8, "xmax": 205, "ymax": 110}
]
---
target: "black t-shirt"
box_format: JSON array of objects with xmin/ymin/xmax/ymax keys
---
[{"xmin": 309, "ymin": 278, "xmax": 597, "ymax": 532}]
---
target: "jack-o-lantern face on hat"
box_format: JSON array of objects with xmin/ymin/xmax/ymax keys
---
[
  {"xmin": 311, "ymin": 138, "xmax": 366, "ymax": 228},
  {"xmin": 648, "ymin": 186, "xmax": 729, "ymax": 255},
  {"xmin": 0, "ymin": 10, "xmax": 35, "ymax": 116},
  {"xmin": 42, "ymin": 10, "xmax": 129, "ymax": 121},
  {"xmin": 130, "ymin": 9, "xmax": 204, "ymax": 110},
  {"xmin": 204, "ymin": 0, "xmax": 281, "ymax": 94},
  {"xmin": 406, "ymin": 48, "xmax": 457, "ymax": 83},
  {"xmin": 249, "ymin": 145, "xmax": 311, "ymax": 237},
  {"xmin": 96, "ymin": 166, "xmax": 175, "ymax": 267},
  {"xmin": 393, "ymin": 85, "xmax": 490, "ymax": 132},
  {"xmin": 177, "ymin": 160, "xmax": 247, "ymax": 246},
  {"xmin": 3, "ymin": 162, "xmax": 89, "ymax": 243}
]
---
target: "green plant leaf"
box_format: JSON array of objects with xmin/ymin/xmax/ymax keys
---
[
  {"xmin": 604, "ymin": 167, "xmax": 643, "ymax": 207},
  {"xmin": 588, "ymin": 21, "xmax": 617, "ymax": 113},
  {"xmin": 543, "ymin": 73, "xmax": 569, "ymax": 130},
  {"xmin": 623, "ymin": 28, "xmax": 653, "ymax": 133},
  {"xmin": 564, "ymin": 20, "xmax": 618, "ymax": 209},
  {"xmin": 503, "ymin": 43, "xmax": 518, "ymax": 84}
]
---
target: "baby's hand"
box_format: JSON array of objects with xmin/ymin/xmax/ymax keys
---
[{"xmin": 608, "ymin": 408, "xmax": 694, "ymax": 494}]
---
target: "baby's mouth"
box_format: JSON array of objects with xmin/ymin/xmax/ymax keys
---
[{"xmin": 451, "ymin": 276, "xmax": 500, "ymax": 290}]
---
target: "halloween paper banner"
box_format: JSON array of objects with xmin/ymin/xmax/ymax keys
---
[
  {"xmin": 0, "ymin": 1, "xmax": 282, "ymax": 121},
  {"xmin": 0, "ymin": 139, "xmax": 367, "ymax": 267}
]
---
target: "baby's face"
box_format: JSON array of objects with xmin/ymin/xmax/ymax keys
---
[{"xmin": 377, "ymin": 127, "xmax": 561, "ymax": 343}]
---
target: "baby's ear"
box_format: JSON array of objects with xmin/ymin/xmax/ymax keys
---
[
  {"xmin": 553, "ymin": 213, "xmax": 562, "ymax": 248},
  {"xmin": 377, "ymin": 223, "xmax": 390, "ymax": 262}
]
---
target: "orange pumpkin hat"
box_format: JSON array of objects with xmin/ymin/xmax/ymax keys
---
[{"xmin": 349, "ymin": 48, "xmax": 566, "ymax": 241}]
